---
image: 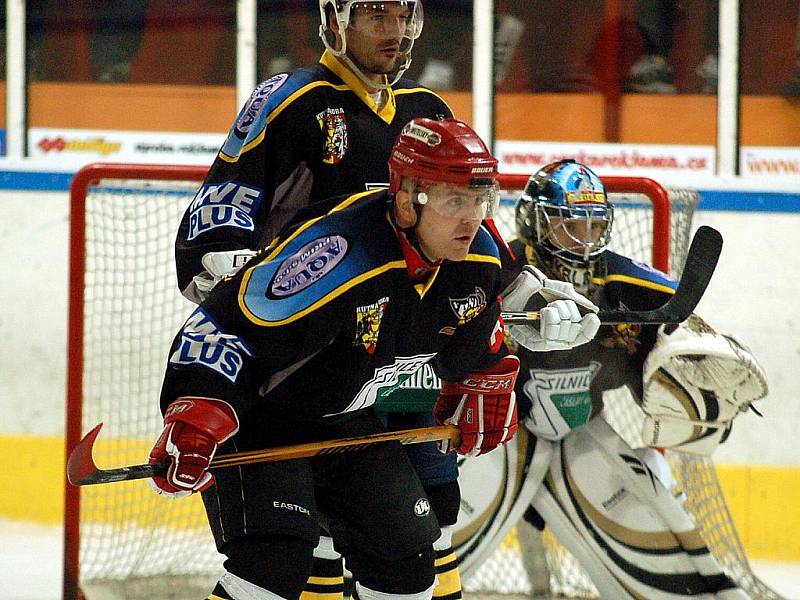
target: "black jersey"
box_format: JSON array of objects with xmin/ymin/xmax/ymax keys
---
[
  {"xmin": 163, "ymin": 190, "xmax": 504, "ymax": 447},
  {"xmin": 508, "ymin": 239, "xmax": 679, "ymax": 428},
  {"xmin": 175, "ymin": 50, "xmax": 452, "ymax": 297}
]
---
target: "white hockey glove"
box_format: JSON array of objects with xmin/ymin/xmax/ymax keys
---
[
  {"xmin": 641, "ymin": 314, "xmax": 768, "ymax": 455},
  {"xmin": 502, "ymin": 265, "xmax": 600, "ymax": 352},
  {"xmin": 191, "ymin": 249, "xmax": 256, "ymax": 302}
]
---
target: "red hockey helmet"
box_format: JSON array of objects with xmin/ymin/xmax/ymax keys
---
[{"xmin": 388, "ymin": 118, "xmax": 498, "ymax": 193}]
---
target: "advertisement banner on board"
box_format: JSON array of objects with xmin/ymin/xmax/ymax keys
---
[
  {"xmin": 740, "ymin": 146, "xmax": 800, "ymax": 180},
  {"xmin": 495, "ymin": 140, "xmax": 716, "ymax": 185},
  {"xmin": 28, "ymin": 128, "xmax": 224, "ymax": 164}
]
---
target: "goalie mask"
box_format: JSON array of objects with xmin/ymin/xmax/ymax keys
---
[
  {"xmin": 319, "ymin": 0, "xmax": 424, "ymax": 89},
  {"xmin": 388, "ymin": 117, "xmax": 499, "ymax": 220},
  {"xmin": 515, "ymin": 159, "xmax": 613, "ymax": 293}
]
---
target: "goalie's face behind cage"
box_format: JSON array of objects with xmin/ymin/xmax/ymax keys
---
[
  {"xmin": 319, "ymin": 1, "xmax": 424, "ymax": 89},
  {"xmin": 389, "ymin": 117, "xmax": 499, "ymax": 261},
  {"xmin": 515, "ymin": 159, "xmax": 613, "ymax": 293}
]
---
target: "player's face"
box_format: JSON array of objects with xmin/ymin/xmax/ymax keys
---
[
  {"xmin": 546, "ymin": 215, "xmax": 609, "ymax": 255},
  {"xmin": 345, "ymin": 2, "xmax": 412, "ymax": 78},
  {"xmin": 415, "ymin": 203, "xmax": 483, "ymax": 262}
]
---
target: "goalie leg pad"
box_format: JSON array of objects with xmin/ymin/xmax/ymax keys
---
[{"xmin": 534, "ymin": 417, "xmax": 749, "ymax": 599}]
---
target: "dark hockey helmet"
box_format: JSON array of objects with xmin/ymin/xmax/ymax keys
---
[
  {"xmin": 389, "ymin": 117, "xmax": 500, "ymax": 218},
  {"xmin": 318, "ymin": 0, "xmax": 424, "ymax": 89},
  {"xmin": 515, "ymin": 159, "xmax": 613, "ymax": 290}
]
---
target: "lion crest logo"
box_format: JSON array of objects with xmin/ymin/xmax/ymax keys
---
[
  {"xmin": 318, "ymin": 107, "xmax": 348, "ymax": 165},
  {"xmin": 355, "ymin": 297, "xmax": 389, "ymax": 354}
]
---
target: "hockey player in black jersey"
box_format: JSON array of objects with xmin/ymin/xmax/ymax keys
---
[
  {"xmin": 177, "ymin": 0, "xmax": 452, "ymax": 304},
  {"xmin": 174, "ymin": 3, "xmax": 514, "ymax": 597},
  {"xmin": 454, "ymin": 160, "xmax": 768, "ymax": 599},
  {"xmin": 149, "ymin": 122, "xmax": 600, "ymax": 600}
]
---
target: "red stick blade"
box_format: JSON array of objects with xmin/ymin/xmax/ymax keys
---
[{"xmin": 67, "ymin": 423, "xmax": 103, "ymax": 486}]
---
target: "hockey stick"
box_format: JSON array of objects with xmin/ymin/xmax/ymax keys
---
[
  {"xmin": 67, "ymin": 421, "xmax": 461, "ymax": 486},
  {"xmin": 501, "ymin": 226, "xmax": 722, "ymax": 325}
]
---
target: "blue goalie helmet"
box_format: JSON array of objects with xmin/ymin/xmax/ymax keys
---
[{"xmin": 515, "ymin": 159, "xmax": 613, "ymax": 291}]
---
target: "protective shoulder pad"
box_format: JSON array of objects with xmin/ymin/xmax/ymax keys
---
[
  {"xmin": 603, "ymin": 251, "xmax": 677, "ymax": 294},
  {"xmin": 467, "ymin": 225, "xmax": 502, "ymax": 265},
  {"xmin": 238, "ymin": 192, "xmax": 402, "ymax": 326},
  {"xmin": 220, "ymin": 66, "xmax": 328, "ymax": 160}
]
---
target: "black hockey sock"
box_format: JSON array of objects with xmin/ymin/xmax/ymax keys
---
[{"xmin": 300, "ymin": 553, "xmax": 345, "ymax": 600}]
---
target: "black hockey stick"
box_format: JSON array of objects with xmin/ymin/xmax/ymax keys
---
[
  {"xmin": 501, "ymin": 225, "xmax": 722, "ymax": 325},
  {"xmin": 67, "ymin": 422, "xmax": 461, "ymax": 486}
]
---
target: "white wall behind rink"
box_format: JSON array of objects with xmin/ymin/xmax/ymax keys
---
[{"xmin": 1, "ymin": 189, "xmax": 798, "ymax": 466}]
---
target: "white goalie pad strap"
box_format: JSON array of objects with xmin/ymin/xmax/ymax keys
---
[
  {"xmin": 642, "ymin": 315, "xmax": 768, "ymax": 453},
  {"xmin": 534, "ymin": 418, "xmax": 748, "ymax": 599}
]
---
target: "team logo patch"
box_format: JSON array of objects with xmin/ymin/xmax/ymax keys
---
[
  {"xmin": 169, "ymin": 308, "xmax": 254, "ymax": 383},
  {"xmin": 414, "ymin": 498, "xmax": 431, "ymax": 517},
  {"xmin": 270, "ymin": 235, "xmax": 348, "ymax": 297},
  {"xmin": 235, "ymin": 73, "xmax": 289, "ymax": 138},
  {"xmin": 525, "ymin": 362, "xmax": 601, "ymax": 432},
  {"xmin": 449, "ymin": 287, "xmax": 487, "ymax": 325},
  {"xmin": 354, "ymin": 296, "xmax": 389, "ymax": 354},
  {"xmin": 318, "ymin": 107, "xmax": 348, "ymax": 164},
  {"xmin": 186, "ymin": 181, "xmax": 263, "ymax": 241}
]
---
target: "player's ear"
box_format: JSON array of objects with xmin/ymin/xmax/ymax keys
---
[{"xmin": 394, "ymin": 190, "xmax": 418, "ymax": 228}]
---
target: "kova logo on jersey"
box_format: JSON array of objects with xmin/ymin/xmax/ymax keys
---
[
  {"xmin": 235, "ymin": 73, "xmax": 289, "ymax": 138},
  {"xmin": 354, "ymin": 296, "xmax": 389, "ymax": 354},
  {"xmin": 449, "ymin": 287, "xmax": 487, "ymax": 325},
  {"xmin": 317, "ymin": 107, "xmax": 348, "ymax": 164},
  {"xmin": 186, "ymin": 181, "xmax": 263, "ymax": 241},
  {"xmin": 170, "ymin": 308, "xmax": 254, "ymax": 383},
  {"xmin": 270, "ymin": 235, "xmax": 349, "ymax": 297}
]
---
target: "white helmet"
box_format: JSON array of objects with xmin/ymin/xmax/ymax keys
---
[{"xmin": 318, "ymin": 1, "xmax": 424, "ymax": 89}]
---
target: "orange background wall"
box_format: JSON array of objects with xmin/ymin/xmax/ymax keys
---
[{"xmin": 1, "ymin": 81, "xmax": 799, "ymax": 147}]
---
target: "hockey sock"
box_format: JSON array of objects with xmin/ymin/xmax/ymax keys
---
[
  {"xmin": 433, "ymin": 526, "xmax": 461, "ymax": 600},
  {"xmin": 422, "ymin": 482, "xmax": 462, "ymax": 600},
  {"xmin": 300, "ymin": 553, "xmax": 345, "ymax": 600}
]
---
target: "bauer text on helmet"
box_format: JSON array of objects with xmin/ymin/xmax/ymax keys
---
[{"xmin": 389, "ymin": 118, "xmax": 499, "ymax": 220}]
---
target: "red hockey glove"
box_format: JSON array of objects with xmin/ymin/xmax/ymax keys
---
[
  {"xmin": 148, "ymin": 397, "xmax": 239, "ymax": 498},
  {"xmin": 434, "ymin": 355, "xmax": 520, "ymax": 457}
]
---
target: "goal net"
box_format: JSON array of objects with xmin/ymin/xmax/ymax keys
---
[{"xmin": 64, "ymin": 164, "xmax": 779, "ymax": 600}]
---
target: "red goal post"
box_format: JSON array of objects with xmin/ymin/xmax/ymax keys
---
[{"xmin": 63, "ymin": 163, "xmax": 693, "ymax": 600}]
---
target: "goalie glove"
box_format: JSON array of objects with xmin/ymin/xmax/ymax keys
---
[
  {"xmin": 502, "ymin": 265, "xmax": 600, "ymax": 352},
  {"xmin": 641, "ymin": 314, "xmax": 768, "ymax": 455},
  {"xmin": 191, "ymin": 249, "xmax": 256, "ymax": 302},
  {"xmin": 149, "ymin": 397, "xmax": 239, "ymax": 498},
  {"xmin": 434, "ymin": 355, "xmax": 520, "ymax": 457}
]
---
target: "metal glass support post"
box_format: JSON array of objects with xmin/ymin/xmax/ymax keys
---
[
  {"xmin": 6, "ymin": 0, "xmax": 26, "ymax": 158},
  {"xmin": 237, "ymin": 0, "xmax": 258, "ymax": 110},
  {"xmin": 717, "ymin": 0, "xmax": 740, "ymax": 177},
  {"xmin": 472, "ymin": 0, "xmax": 495, "ymax": 152}
]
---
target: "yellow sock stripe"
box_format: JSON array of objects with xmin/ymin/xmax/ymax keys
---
[{"xmin": 433, "ymin": 549, "xmax": 462, "ymax": 600}]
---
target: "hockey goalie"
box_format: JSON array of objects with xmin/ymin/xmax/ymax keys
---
[{"xmin": 454, "ymin": 160, "xmax": 770, "ymax": 599}]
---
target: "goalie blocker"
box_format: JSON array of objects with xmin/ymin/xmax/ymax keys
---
[{"xmin": 641, "ymin": 314, "xmax": 768, "ymax": 455}]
